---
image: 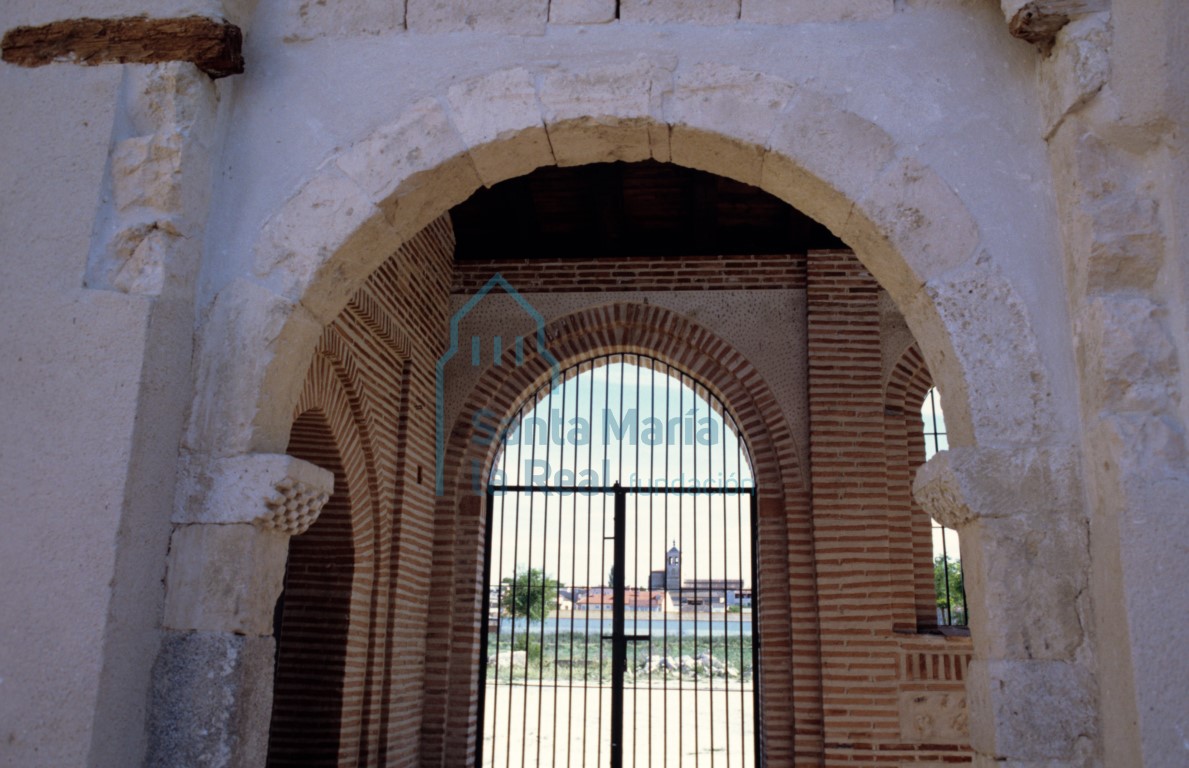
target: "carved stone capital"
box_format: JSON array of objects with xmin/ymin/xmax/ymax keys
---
[
  {"xmin": 913, "ymin": 445, "xmax": 1080, "ymax": 529},
  {"xmin": 913, "ymin": 450, "xmax": 976, "ymax": 529},
  {"xmin": 175, "ymin": 453, "xmax": 333, "ymax": 535}
]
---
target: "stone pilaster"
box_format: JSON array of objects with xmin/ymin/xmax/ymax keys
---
[
  {"xmin": 915, "ymin": 447, "xmax": 1097, "ymax": 766},
  {"xmin": 148, "ymin": 453, "xmax": 333, "ymax": 767}
]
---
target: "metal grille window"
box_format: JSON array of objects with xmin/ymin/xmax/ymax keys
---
[
  {"xmin": 922, "ymin": 387, "xmax": 966, "ymax": 627},
  {"xmin": 478, "ymin": 354, "xmax": 760, "ymax": 768}
]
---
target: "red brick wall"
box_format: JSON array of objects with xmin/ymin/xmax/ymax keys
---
[
  {"xmin": 453, "ymin": 254, "xmax": 806, "ymax": 293},
  {"xmin": 275, "ymin": 239, "xmax": 970, "ymax": 767},
  {"xmin": 269, "ymin": 408, "xmax": 353, "ymax": 767},
  {"xmin": 884, "ymin": 345, "xmax": 944, "ymax": 631},
  {"xmin": 268, "ymin": 217, "xmax": 454, "ymax": 768},
  {"xmin": 807, "ymin": 251, "xmax": 972, "ymax": 767}
]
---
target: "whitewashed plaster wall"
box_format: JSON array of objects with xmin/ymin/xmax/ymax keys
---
[
  {"xmin": 1, "ymin": 0, "xmax": 1186, "ymax": 766},
  {"xmin": 201, "ymin": 1, "xmax": 1077, "ymax": 435}
]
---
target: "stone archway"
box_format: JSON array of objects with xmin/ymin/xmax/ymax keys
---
[{"xmin": 159, "ymin": 61, "xmax": 1092, "ymax": 767}]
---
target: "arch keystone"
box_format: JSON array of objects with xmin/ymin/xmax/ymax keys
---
[
  {"xmin": 538, "ymin": 56, "xmax": 675, "ymax": 166},
  {"xmin": 669, "ymin": 64, "xmax": 798, "ymax": 185},
  {"xmin": 444, "ymin": 67, "xmax": 555, "ymax": 186}
]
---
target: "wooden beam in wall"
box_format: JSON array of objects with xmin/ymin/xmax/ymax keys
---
[
  {"xmin": 2, "ymin": 15, "xmax": 244, "ymax": 79},
  {"xmin": 1008, "ymin": 0, "xmax": 1107, "ymax": 46}
]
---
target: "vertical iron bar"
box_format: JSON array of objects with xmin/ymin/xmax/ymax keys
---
[
  {"xmin": 721, "ymin": 413, "xmax": 730, "ymax": 767},
  {"xmin": 750, "ymin": 490, "xmax": 762, "ymax": 768},
  {"xmin": 633, "ymin": 359, "xmax": 641, "ymax": 768},
  {"xmin": 507, "ymin": 462, "xmax": 526, "ymax": 767},
  {"xmin": 551, "ymin": 372, "xmax": 568, "ymax": 768},
  {"xmin": 535, "ymin": 383, "xmax": 556, "ymax": 768},
  {"xmin": 476, "ymin": 488, "xmax": 496, "ymax": 767},
  {"xmin": 678, "ymin": 372, "xmax": 685, "ymax": 768},
  {"xmin": 519, "ymin": 395, "xmax": 542, "ymax": 768},
  {"xmin": 597, "ymin": 361, "xmax": 612, "ymax": 768},
  {"xmin": 646, "ymin": 361, "xmax": 655, "ymax": 768},
  {"xmin": 611, "ymin": 484, "xmax": 627, "ymax": 768},
  {"xmin": 736, "ymin": 431, "xmax": 745, "ymax": 768},
  {"xmin": 662, "ymin": 362, "xmax": 671, "ymax": 768},
  {"xmin": 691, "ymin": 377, "xmax": 700, "ymax": 768}
]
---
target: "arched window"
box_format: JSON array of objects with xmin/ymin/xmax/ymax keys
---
[
  {"xmin": 922, "ymin": 387, "xmax": 966, "ymax": 627},
  {"xmin": 477, "ymin": 353, "xmax": 760, "ymax": 767}
]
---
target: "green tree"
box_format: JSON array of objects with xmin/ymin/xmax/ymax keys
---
[
  {"xmin": 607, "ymin": 564, "xmax": 617, "ymax": 589},
  {"xmin": 501, "ymin": 568, "xmax": 563, "ymax": 620},
  {"xmin": 933, "ymin": 555, "xmax": 966, "ymax": 625}
]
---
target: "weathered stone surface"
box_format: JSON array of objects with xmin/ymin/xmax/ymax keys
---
[
  {"xmin": 549, "ymin": 0, "xmax": 616, "ymax": 24},
  {"xmin": 538, "ymin": 57, "xmax": 674, "ymax": 166},
  {"xmin": 847, "ymin": 156, "xmax": 980, "ymax": 301},
  {"xmin": 915, "ymin": 447, "xmax": 1089, "ymax": 661},
  {"xmin": 967, "ymin": 660, "xmax": 1095, "ymax": 760},
  {"xmin": 184, "ymin": 280, "xmax": 322, "ymax": 456},
  {"xmin": 762, "ymin": 89, "xmax": 896, "ymax": 237},
  {"xmin": 1, "ymin": 15, "xmax": 244, "ymax": 78},
  {"xmin": 669, "ymin": 64, "xmax": 796, "ymax": 185},
  {"xmin": 145, "ymin": 631, "xmax": 275, "ymax": 768},
  {"xmin": 1039, "ymin": 13, "xmax": 1109, "ymax": 136},
  {"xmin": 914, "ymin": 446, "xmax": 1080, "ymax": 527},
  {"xmin": 1078, "ymin": 295, "xmax": 1178, "ymax": 415},
  {"xmin": 174, "ymin": 453, "xmax": 333, "ymax": 531},
  {"xmin": 279, "ymin": 0, "xmax": 404, "ymax": 40},
  {"xmin": 962, "ymin": 513, "xmax": 1089, "ymax": 661},
  {"xmin": 903, "ymin": 255, "xmax": 1053, "ymax": 447},
  {"xmin": 111, "ymin": 132, "xmax": 184, "ymax": 213},
  {"xmin": 98, "ymin": 221, "xmax": 176, "ymax": 294},
  {"xmin": 742, "ymin": 0, "xmax": 892, "ymax": 24},
  {"xmin": 87, "ymin": 63, "xmax": 216, "ymax": 297},
  {"xmin": 445, "ymin": 68, "xmax": 555, "ymax": 186},
  {"xmin": 333, "ymin": 98, "xmax": 483, "ymax": 245},
  {"xmin": 162, "ymin": 523, "xmax": 289, "ymax": 635},
  {"xmin": 255, "ymin": 168, "xmax": 401, "ymax": 323},
  {"xmin": 620, "ymin": 0, "xmax": 739, "ymax": 24},
  {"xmin": 407, "ymin": 0, "xmax": 548, "ymax": 33},
  {"xmin": 1005, "ymin": 1, "xmax": 1108, "ymax": 47},
  {"xmin": 899, "ymin": 690, "xmax": 968, "ymax": 744}
]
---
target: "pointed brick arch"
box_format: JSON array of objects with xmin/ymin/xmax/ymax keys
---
[
  {"xmin": 883, "ymin": 344, "xmax": 945, "ymax": 632},
  {"xmin": 270, "ymin": 348, "xmax": 382, "ymax": 766},
  {"xmin": 422, "ymin": 302, "xmax": 825, "ymax": 766}
]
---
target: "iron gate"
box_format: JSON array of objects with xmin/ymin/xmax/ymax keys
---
[{"xmin": 475, "ymin": 355, "xmax": 761, "ymax": 767}]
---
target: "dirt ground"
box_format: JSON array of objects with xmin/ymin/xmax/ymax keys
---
[{"xmin": 481, "ymin": 682, "xmax": 756, "ymax": 767}]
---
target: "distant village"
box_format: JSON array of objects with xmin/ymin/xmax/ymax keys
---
[{"xmin": 495, "ymin": 544, "xmax": 751, "ymax": 618}]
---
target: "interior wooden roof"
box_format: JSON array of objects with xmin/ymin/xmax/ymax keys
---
[{"xmin": 450, "ymin": 160, "xmax": 844, "ymax": 261}]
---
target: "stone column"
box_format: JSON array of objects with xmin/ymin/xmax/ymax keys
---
[
  {"xmin": 915, "ymin": 447, "xmax": 1097, "ymax": 767},
  {"xmin": 145, "ymin": 454, "xmax": 333, "ymax": 768}
]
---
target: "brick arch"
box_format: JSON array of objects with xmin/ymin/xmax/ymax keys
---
[
  {"xmin": 424, "ymin": 302, "xmax": 822, "ymax": 766},
  {"xmin": 883, "ymin": 345, "xmax": 944, "ymax": 631},
  {"xmin": 269, "ymin": 407, "xmax": 352, "ymax": 766},
  {"xmin": 444, "ymin": 302, "xmax": 804, "ymax": 502},
  {"xmin": 270, "ymin": 349, "xmax": 381, "ymax": 767}
]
